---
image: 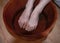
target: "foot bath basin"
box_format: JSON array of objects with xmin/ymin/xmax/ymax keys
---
[{"xmin": 3, "ymin": 0, "xmax": 57, "ymax": 40}]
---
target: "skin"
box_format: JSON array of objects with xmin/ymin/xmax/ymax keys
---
[
  {"xmin": 18, "ymin": 0, "xmax": 35, "ymax": 28},
  {"xmin": 18, "ymin": 0, "xmax": 51, "ymax": 31}
]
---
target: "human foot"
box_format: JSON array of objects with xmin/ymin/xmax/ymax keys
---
[
  {"xmin": 25, "ymin": 0, "xmax": 51, "ymax": 31},
  {"xmin": 25, "ymin": 14, "xmax": 39, "ymax": 31},
  {"xmin": 18, "ymin": 0, "xmax": 35, "ymax": 28}
]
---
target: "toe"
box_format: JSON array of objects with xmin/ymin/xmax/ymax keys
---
[
  {"xmin": 25, "ymin": 24, "xmax": 33, "ymax": 31},
  {"xmin": 23, "ymin": 22, "xmax": 27, "ymax": 29},
  {"xmin": 25, "ymin": 25, "xmax": 30, "ymax": 31},
  {"xmin": 19, "ymin": 22, "xmax": 23, "ymax": 28},
  {"xmin": 18, "ymin": 20, "xmax": 23, "ymax": 28},
  {"xmin": 29, "ymin": 26, "xmax": 36, "ymax": 31}
]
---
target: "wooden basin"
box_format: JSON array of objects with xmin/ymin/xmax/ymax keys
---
[{"xmin": 3, "ymin": 0, "xmax": 57, "ymax": 41}]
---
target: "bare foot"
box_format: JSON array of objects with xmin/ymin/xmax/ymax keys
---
[
  {"xmin": 18, "ymin": 0, "xmax": 35, "ymax": 28},
  {"xmin": 25, "ymin": 9, "xmax": 39, "ymax": 31},
  {"xmin": 25, "ymin": 14, "xmax": 39, "ymax": 31},
  {"xmin": 25, "ymin": 0, "xmax": 51, "ymax": 31},
  {"xmin": 18, "ymin": 9, "xmax": 30, "ymax": 28}
]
